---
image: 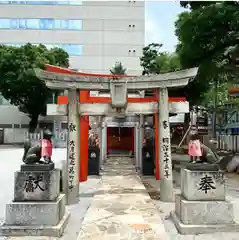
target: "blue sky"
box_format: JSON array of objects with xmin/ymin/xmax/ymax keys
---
[{"xmin": 145, "ymin": 1, "xmax": 186, "ymax": 52}]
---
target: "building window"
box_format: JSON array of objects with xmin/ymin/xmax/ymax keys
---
[
  {"xmin": 0, "ymin": 19, "xmax": 10, "ymax": 28},
  {"xmin": 68, "ymin": 19, "xmax": 82, "ymax": 30},
  {"xmin": 62, "ymin": 44, "xmax": 82, "ymax": 56},
  {"xmin": 19, "ymin": 19, "xmax": 26, "ymax": 29},
  {"xmin": 55, "ymin": 19, "xmax": 68, "ymax": 29},
  {"xmin": 26, "ymin": 19, "xmax": 40, "ymax": 29},
  {"xmin": 10, "ymin": 19, "xmax": 18, "ymax": 29},
  {"xmin": 0, "ymin": 18, "xmax": 82, "ymax": 30},
  {"xmin": 39, "ymin": 18, "xmax": 54, "ymax": 29},
  {"xmin": 1, "ymin": 43, "xmax": 83, "ymax": 56},
  {"xmin": 0, "ymin": 0, "xmax": 82, "ymax": 4}
]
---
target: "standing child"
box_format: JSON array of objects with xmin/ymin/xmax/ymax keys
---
[{"xmin": 188, "ymin": 133, "xmax": 202, "ymax": 163}]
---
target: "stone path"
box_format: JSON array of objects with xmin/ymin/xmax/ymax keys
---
[{"xmin": 78, "ymin": 156, "xmax": 169, "ymax": 240}]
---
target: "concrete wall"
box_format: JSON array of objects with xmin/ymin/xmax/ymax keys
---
[
  {"xmin": 3, "ymin": 128, "xmax": 28, "ymax": 144},
  {"xmin": 0, "ymin": 105, "xmax": 30, "ymax": 126}
]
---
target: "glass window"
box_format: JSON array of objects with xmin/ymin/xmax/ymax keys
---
[
  {"xmin": 3, "ymin": 43, "xmax": 83, "ymax": 56},
  {"xmin": 26, "ymin": 19, "xmax": 39, "ymax": 29},
  {"xmin": 0, "ymin": 0, "xmax": 83, "ymax": 4},
  {"xmin": 68, "ymin": 20, "xmax": 82, "ymax": 30},
  {"xmin": 39, "ymin": 19, "xmax": 54, "ymax": 29},
  {"xmin": 19, "ymin": 19, "xmax": 26, "ymax": 29},
  {"xmin": 25, "ymin": 1, "xmax": 40, "ymax": 4},
  {"xmin": 42, "ymin": 1, "xmax": 55, "ymax": 4},
  {"xmin": 0, "ymin": 19, "xmax": 10, "ymax": 28},
  {"xmin": 68, "ymin": 1, "xmax": 82, "ymax": 5},
  {"xmin": 10, "ymin": 19, "xmax": 18, "ymax": 29},
  {"xmin": 55, "ymin": 1, "xmax": 68, "ymax": 4},
  {"xmin": 45, "ymin": 44, "xmax": 56, "ymax": 50},
  {"xmin": 15, "ymin": 43, "xmax": 23, "ymax": 47},
  {"xmin": 0, "ymin": 18, "xmax": 83, "ymax": 30},
  {"xmin": 63, "ymin": 44, "xmax": 82, "ymax": 56},
  {"xmin": 55, "ymin": 19, "xmax": 69, "ymax": 29}
]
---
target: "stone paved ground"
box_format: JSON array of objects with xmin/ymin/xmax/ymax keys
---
[
  {"xmin": 1, "ymin": 148, "xmax": 239, "ymax": 240},
  {"xmin": 0, "ymin": 147, "xmax": 101, "ymax": 240},
  {"xmin": 143, "ymin": 172, "xmax": 239, "ymax": 240},
  {"xmin": 78, "ymin": 156, "xmax": 169, "ymax": 240}
]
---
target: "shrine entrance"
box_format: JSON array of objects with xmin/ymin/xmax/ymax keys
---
[
  {"xmin": 107, "ymin": 127, "xmax": 134, "ymax": 155},
  {"xmin": 35, "ymin": 64, "xmax": 198, "ymax": 204}
]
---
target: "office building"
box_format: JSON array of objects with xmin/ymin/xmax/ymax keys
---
[{"xmin": 0, "ymin": 0, "xmax": 145, "ymax": 142}]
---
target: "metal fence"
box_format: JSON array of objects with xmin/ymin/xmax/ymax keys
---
[
  {"xmin": 26, "ymin": 131, "xmax": 68, "ymax": 148},
  {"xmin": 26, "ymin": 130, "xmax": 239, "ymax": 153},
  {"xmin": 216, "ymin": 135, "xmax": 239, "ymax": 152},
  {"xmin": 26, "ymin": 129, "xmax": 98, "ymax": 148}
]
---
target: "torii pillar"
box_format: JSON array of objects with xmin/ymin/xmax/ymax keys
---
[
  {"xmin": 158, "ymin": 87, "xmax": 173, "ymax": 201},
  {"xmin": 67, "ymin": 89, "xmax": 80, "ymax": 204}
]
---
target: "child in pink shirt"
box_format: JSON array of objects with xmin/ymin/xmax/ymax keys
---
[{"xmin": 188, "ymin": 133, "xmax": 202, "ymax": 163}]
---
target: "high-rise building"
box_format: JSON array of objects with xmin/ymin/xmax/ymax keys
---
[
  {"xmin": 0, "ymin": 0, "xmax": 145, "ymax": 74},
  {"xmin": 0, "ymin": 0, "xmax": 145, "ymax": 141}
]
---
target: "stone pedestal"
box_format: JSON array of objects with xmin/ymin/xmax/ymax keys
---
[
  {"xmin": 0, "ymin": 167, "xmax": 70, "ymax": 237},
  {"xmin": 171, "ymin": 167, "xmax": 239, "ymax": 234},
  {"xmin": 14, "ymin": 169, "xmax": 60, "ymax": 201}
]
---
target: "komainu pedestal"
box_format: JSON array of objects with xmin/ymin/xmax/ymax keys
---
[
  {"xmin": 171, "ymin": 166, "xmax": 239, "ymax": 234},
  {"xmin": 0, "ymin": 165, "xmax": 70, "ymax": 237}
]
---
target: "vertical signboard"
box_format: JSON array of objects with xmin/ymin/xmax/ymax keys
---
[
  {"xmin": 67, "ymin": 89, "xmax": 79, "ymax": 204},
  {"xmin": 158, "ymin": 88, "xmax": 174, "ymax": 202}
]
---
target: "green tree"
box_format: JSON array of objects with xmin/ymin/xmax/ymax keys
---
[
  {"xmin": 140, "ymin": 43, "xmax": 208, "ymax": 104},
  {"xmin": 0, "ymin": 43, "xmax": 69, "ymax": 132},
  {"xmin": 175, "ymin": 2, "xmax": 239, "ymax": 71},
  {"xmin": 175, "ymin": 2, "xmax": 239, "ymax": 136},
  {"xmin": 110, "ymin": 61, "xmax": 127, "ymax": 75},
  {"xmin": 140, "ymin": 43, "xmax": 163, "ymax": 75}
]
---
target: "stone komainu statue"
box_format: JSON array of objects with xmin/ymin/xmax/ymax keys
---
[{"xmin": 22, "ymin": 129, "xmax": 53, "ymax": 164}]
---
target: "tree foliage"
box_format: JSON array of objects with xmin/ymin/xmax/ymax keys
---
[
  {"xmin": 0, "ymin": 43, "xmax": 69, "ymax": 132},
  {"xmin": 176, "ymin": 2, "xmax": 239, "ymax": 69},
  {"xmin": 139, "ymin": 43, "xmax": 208, "ymax": 103},
  {"xmin": 175, "ymin": 1, "xmax": 239, "ymax": 107},
  {"xmin": 140, "ymin": 43, "xmax": 163, "ymax": 75},
  {"xmin": 110, "ymin": 61, "xmax": 127, "ymax": 75}
]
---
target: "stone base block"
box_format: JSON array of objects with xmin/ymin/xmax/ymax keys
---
[
  {"xmin": 14, "ymin": 169, "xmax": 60, "ymax": 201},
  {"xmin": 5, "ymin": 194, "xmax": 66, "ymax": 226},
  {"xmin": 20, "ymin": 163, "xmax": 55, "ymax": 172},
  {"xmin": 0, "ymin": 210, "xmax": 70, "ymax": 237},
  {"xmin": 181, "ymin": 168, "xmax": 225, "ymax": 201},
  {"xmin": 171, "ymin": 212, "xmax": 239, "ymax": 235},
  {"xmin": 186, "ymin": 164, "xmax": 220, "ymax": 171},
  {"xmin": 175, "ymin": 194, "xmax": 234, "ymax": 225}
]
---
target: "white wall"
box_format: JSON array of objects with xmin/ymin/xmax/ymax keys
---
[
  {"xmin": 0, "ymin": 105, "xmax": 30, "ymax": 125},
  {"xmin": 3, "ymin": 128, "xmax": 28, "ymax": 144}
]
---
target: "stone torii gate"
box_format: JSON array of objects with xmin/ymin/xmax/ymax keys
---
[{"xmin": 35, "ymin": 67, "xmax": 198, "ymax": 204}]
